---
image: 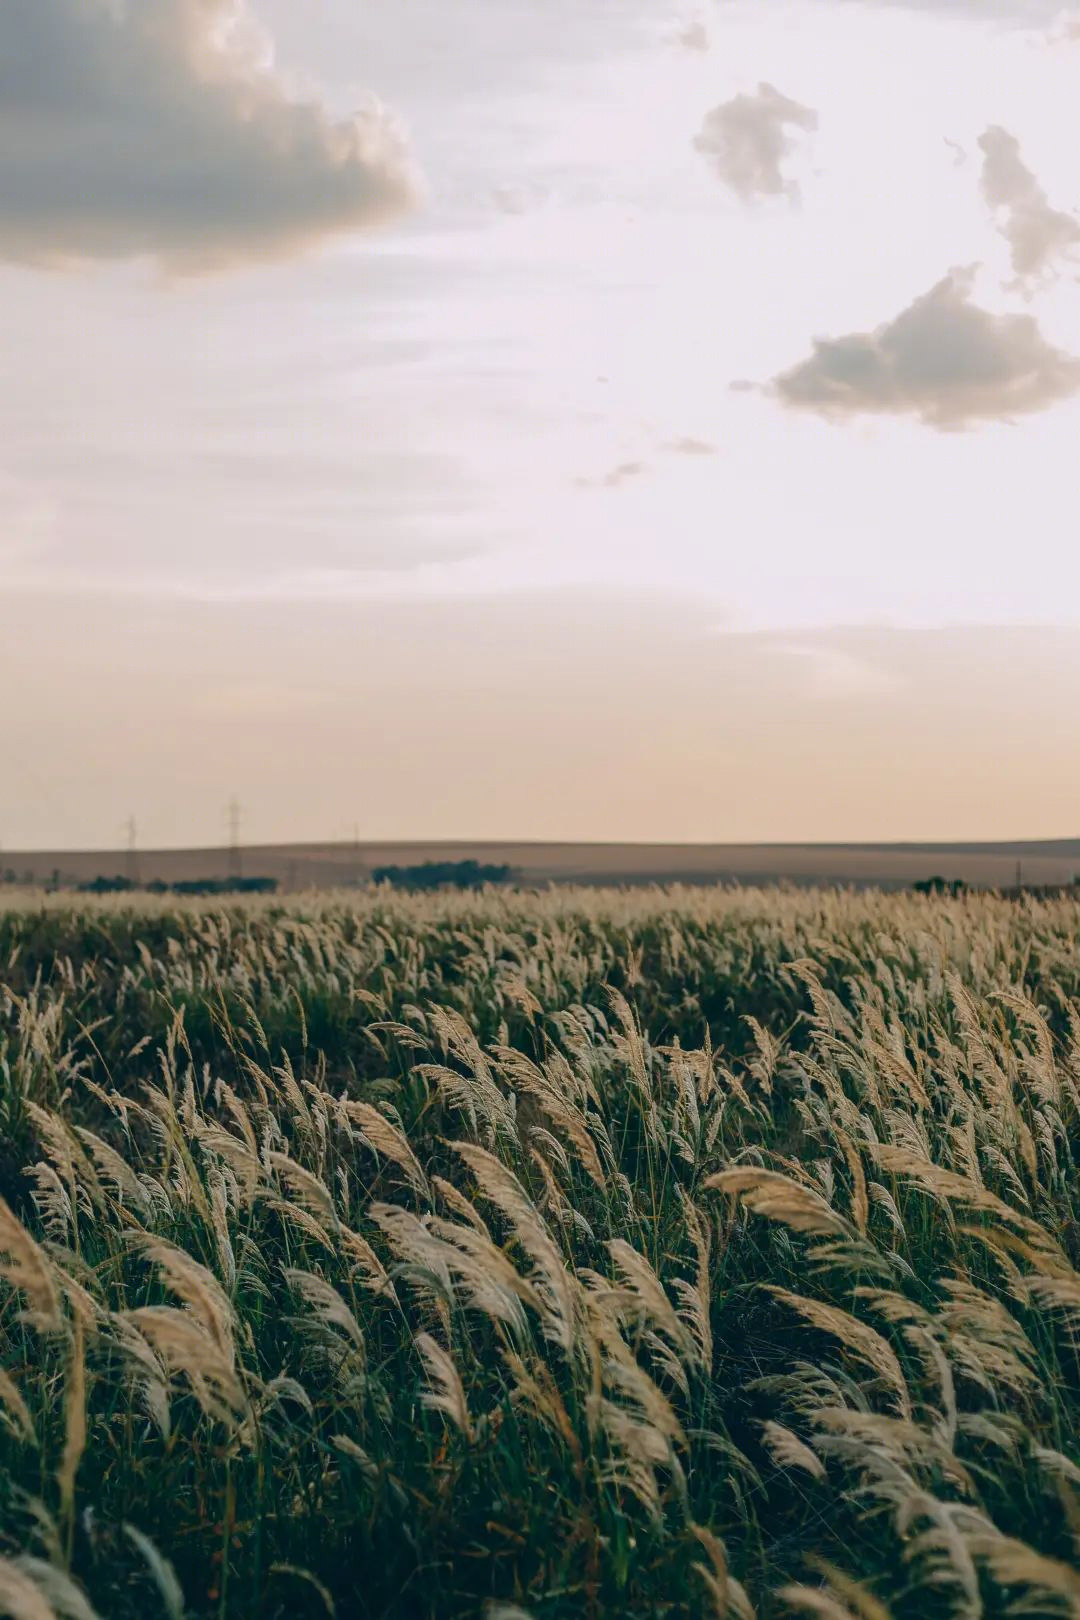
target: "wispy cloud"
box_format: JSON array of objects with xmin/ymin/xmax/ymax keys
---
[
  {"xmin": 765, "ymin": 641, "xmax": 902, "ymax": 700},
  {"xmin": 978, "ymin": 125, "xmax": 1080, "ymax": 286},
  {"xmin": 1048, "ymin": 13, "xmax": 1080, "ymax": 43},
  {"xmin": 575, "ymin": 461, "xmax": 646, "ymax": 491},
  {"xmin": 663, "ymin": 437, "xmax": 716, "ymax": 457},
  {"xmin": 0, "ymin": 0, "xmax": 421, "ymax": 270},
  {"xmin": 768, "ymin": 268, "xmax": 1080, "ymax": 428},
  {"xmin": 694, "ymin": 82, "xmax": 818, "ymax": 203}
]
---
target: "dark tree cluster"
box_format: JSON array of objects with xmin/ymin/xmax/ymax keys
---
[
  {"xmin": 79, "ymin": 875, "xmax": 279, "ymax": 896},
  {"xmin": 913, "ymin": 875, "xmax": 967, "ymax": 896},
  {"xmin": 372, "ymin": 858, "xmax": 515, "ymax": 891}
]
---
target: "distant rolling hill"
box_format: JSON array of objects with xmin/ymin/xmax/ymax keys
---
[{"xmin": 4, "ymin": 840, "xmax": 1080, "ymax": 892}]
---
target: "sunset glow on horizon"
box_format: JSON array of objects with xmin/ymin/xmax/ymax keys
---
[{"xmin": 3, "ymin": 0, "xmax": 1080, "ymax": 849}]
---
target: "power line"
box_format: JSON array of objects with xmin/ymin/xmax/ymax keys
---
[
  {"xmin": 227, "ymin": 798, "xmax": 243, "ymax": 882},
  {"xmin": 125, "ymin": 815, "xmax": 139, "ymax": 887}
]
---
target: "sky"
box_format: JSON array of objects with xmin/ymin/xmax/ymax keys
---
[{"xmin": 2, "ymin": 0, "xmax": 1080, "ymax": 849}]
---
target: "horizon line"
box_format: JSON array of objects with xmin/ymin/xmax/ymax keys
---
[{"xmin": 6, "ymin": 835, "xmax": 1080, "ymax": 859}]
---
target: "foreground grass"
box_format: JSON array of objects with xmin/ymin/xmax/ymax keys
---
[{"xmin": 2, "ymin": 885, "xmax": 1080, "ymax": 1618}]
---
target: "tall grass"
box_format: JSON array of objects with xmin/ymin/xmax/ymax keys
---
[{"xmin": 2, "ymin": 885, "xmax": 1080, "ymax": 1616}]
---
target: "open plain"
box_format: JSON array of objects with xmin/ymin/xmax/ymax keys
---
[{"xmin": 7, "ymin": 838, "xmax": 1080, "ymax": 892}]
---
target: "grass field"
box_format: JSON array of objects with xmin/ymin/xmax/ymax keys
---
[{"xmin": 3, "ymin": 886, "xmax": 1080, "ymax": 1618}]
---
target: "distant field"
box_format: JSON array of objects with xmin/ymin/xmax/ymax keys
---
[{"xmin": 6, "ymin": 836, "xmax": 1080, "ymax": 890}]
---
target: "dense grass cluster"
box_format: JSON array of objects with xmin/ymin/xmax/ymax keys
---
[{"xmin": 3, "ymin": 886, "xmax": 1080, "ymax": 1619}]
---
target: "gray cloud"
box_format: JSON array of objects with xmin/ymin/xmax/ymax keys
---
[
  {"xmin": 0, "ymin": 0, "xmax": 420, "ymax": 270},
  {"xmin": 575, "ymin": 461, "xmax": 646, "ymax": 490},
  {"xmin": 694, "ymin": 82, "xmax": 817, "ymax": 202},
  {"xmin": 664, "ymin": 437, "xmax": 716, "ymax": 456},
  {"xmin": 978, "ymin": 125, "xmax": 1080, "ymax": 285},
  {"xmin": 576, "ymin": 439, "xmax": 716, "ymax": 489},
  {"xmin": 677, "ymin": 19, "xmax": 710, "ymax": 51},
  {"xmin": 770, "ymin": 268, "xmax": 1080, "ymax": 428}
]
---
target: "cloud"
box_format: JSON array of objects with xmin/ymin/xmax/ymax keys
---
[
  {"xmin": 0, "ymin": 0, "xmax": 420, "ymax": 270},
  {"xmin": 663, "ymin": 437, "xmax": 716, "ymax": 456},
  {"xmin": 765, "ymin": 642, "xmax": 902, "ymax": 700},
  {"xmin": 602, "ymin": 461, "xmax": 645, "ymax": 488},
  {"xmin": 693, "ymin": 82, "xmax": 818, "ymax": 202},
  {"xmin": 576, "ymin": 461, "xmax": 646, "ymax": 490},
  {"xmin": 677, "ymin": 19, "xmax": 710, "ymax": 51},
  {"xmin": 769, "ymin": 268, "xmax": 1080, "ymax": 428},
  {"xmin": 978, "ymin": 125, "xmax": 1080, "ymax": 285}
]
